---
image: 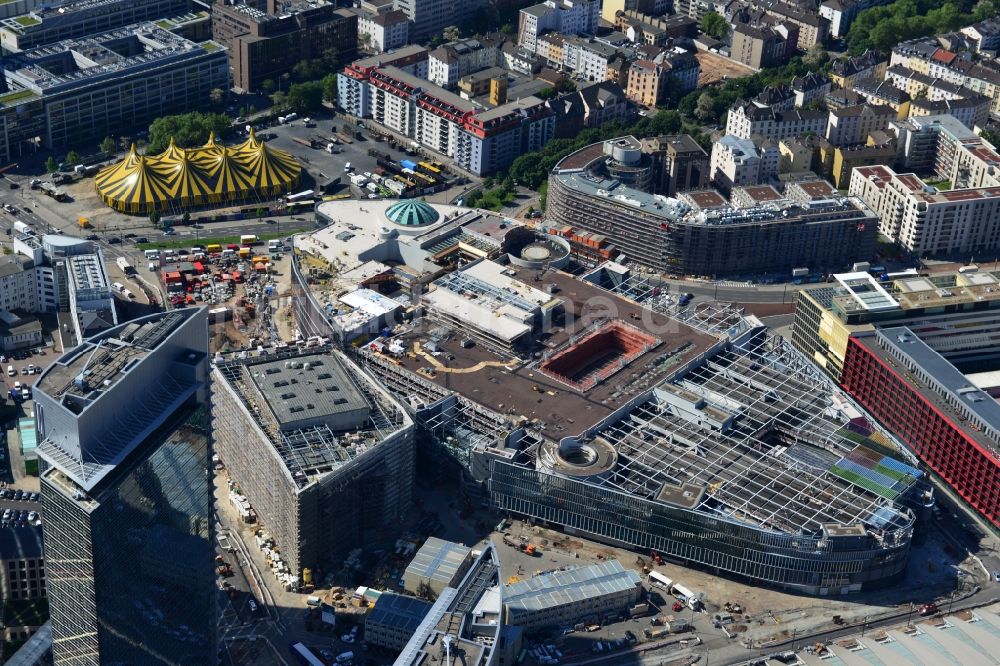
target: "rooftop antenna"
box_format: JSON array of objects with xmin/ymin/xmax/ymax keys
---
[{"xmin": 74, "ymin": 339, "xmax": 105, "ymax": 390}]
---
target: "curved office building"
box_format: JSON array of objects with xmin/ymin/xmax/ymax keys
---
[
  {"xmin": 487, "ymin": 336, "xmax": 922, "ymax": 594},
  {"xmin": 546, "ymin": 137, "xmax": 878, "ymax": 276}
]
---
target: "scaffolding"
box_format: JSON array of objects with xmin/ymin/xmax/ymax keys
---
[{"xmin": 216, "ymin": 349, "xmax": 407, "ymax": 488}]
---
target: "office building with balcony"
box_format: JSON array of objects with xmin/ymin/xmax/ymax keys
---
[
  {"xmin": 393, "ymin": 0, "xmax": 487, "ymax": 41},
  {"xmin": 212, "ymin": 347, "xmax": 414, "ymax": 577},
  {"xmin": 34, "ymin": 308, "xmax": 215, "ymax": 665},
  {"xmin": 792, "ymin": 269, "xmax": 1000, "ymax": 382}
]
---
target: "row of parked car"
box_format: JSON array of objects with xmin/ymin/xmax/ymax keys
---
[
  {"xmin": 7, "ymin": 364, "xmax": 40, "ymax": 376},
  {"xmin": 2, "ymin": 507, "xmax": 39, "ymax": 528},
  {"xmin": 1, "ymin": 489, "xmax": 39, "ymax": 502}
]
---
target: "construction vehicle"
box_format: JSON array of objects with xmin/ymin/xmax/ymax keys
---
[
  {"xmin": 672, "ymin": 601, "xmax": 684, "ymax": 612},
  {"xmin": 522, "ymin": 543, "xmax": 538, "ymax": 556},
  {"xmin": 77, "ymin": 216, "xmax": 91, "ymax": 229},
  {"xmin": 650, "ymin": 550, "xmax": 664, "ymax": 566},
  {"xmin": 723, "ymin": 602, "xmax": 743, "ymax": 614},
  {"xmin": 39, "ymin": 181, "xmax": 67, "ymax": 201}
]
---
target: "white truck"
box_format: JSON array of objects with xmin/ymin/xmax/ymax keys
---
[
  {"xmin": 13, "ymin": 220, "xmax": 30, "ymax": 235},
  {"xmin": 112, "ymin": 282, "xmax": 126, "ymax": 294},
  {"xmin": 116, "ymin": 257, "xmax": 136, "ymax": 275}
]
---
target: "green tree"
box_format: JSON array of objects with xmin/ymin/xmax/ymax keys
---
[
  {"xmin": 846, "ymin": 0, "xmax": 993, "ymax": 53},
  {"xmin": 321, "ymin": 73, "xmax": 339, "ymax": 104},
  {"xmin": 65, "ymin": 150, "xmax": 80, "ymax": 166},
  {"xmin": 321, "ymin": 48, "xmax": 340, "ymax": 73},
  {"xmin": 147, "ymin": 112, "xmax": 232, "ymax": 153},
  {"xmin": 44, "ymin": 156, "xmax": 58, "ymax": 173},
  {"xmin": 980, "ymin": 128, "xmax": 1000, "ymax": 146},
  {"xmin": 803, "ymin": 43, "xmax": 829, "ymax": 69},
  {"xmin": 182, "ymin": 211, "xmax": 191, "ymax": 226},
  {"xmin": 538, "ymin": 181, "xmax": 548, "ymax": 211},
  {"xmin": 100, "ymin": 136, "xmax": 116, "ymax": 155},
  {"xmin": 694, "ymin": 92, "xmax": 717, "ymax": 121},
  {"xmin": 287, "ymin": 81, "xmax": 324, "ymax": 114},
  {"xmin": 261, "ymin": 79, "xmax": 276, "ymax": 94},
  {"xmin": 149, "ymin": 211, "xmax": 161, "ymax": 228},
  {"xmin": 700, "ymin": 12, "xmax": 729, "ymax": 40},
  {"xmin": 210, "ymin": 88, "xmax": 226, "ymax": 106},
  {"xmin": 271, "ymin": 91, "xmax": 289, "ymax": 111}
]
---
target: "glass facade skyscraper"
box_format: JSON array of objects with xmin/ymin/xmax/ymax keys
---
[{"xmin": 33, "ymin": 309, "xmax": 216, "ymax": 665}]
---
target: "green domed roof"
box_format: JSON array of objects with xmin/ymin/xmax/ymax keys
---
[{"xmin": 385, "ymin": 200, "xmax": 440, "ymax": 227}]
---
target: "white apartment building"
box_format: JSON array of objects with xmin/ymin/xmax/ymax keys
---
[
  {"xmin": 850, "ymin": 164, "xmax": 1000, "ymax": 255},
  {"xmin": 725, "ymin": 103, "xmax": 828, "ymax": 141},
  {"xmin": 826, "ymin": 104, "xmax": 895, "ymax": 146},
  {"xmin": 338, "ymin": 45, "xmax": 429, "ymax": 117},
  {"xmin": 346, "ymin": 65, "xmax": 555, "ymax": 175},
  {"xmin": 428, "ymin": 37, "xmax": 502, "ymax": 88},
  {"xmin": 358, "ymin": 8, "xmax": 409, "ymax": 52},
  {"xmin": 0, "ymin": 255, "xmax": 39, "ymax": 313},
  {"xmin": 518, "ymin": 0, "xmax": 599, "ymax": 53},
  {"xmin": 709, "ymin": 135, "xmax": 779, "ymax": 193}
]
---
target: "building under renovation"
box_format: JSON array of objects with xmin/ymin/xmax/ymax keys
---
[
  {"xmin": 212, "ymin": 347, "xmax": 414, "ymax": 577},
  {"xmin": 546, "ymin": 136, "xmax": 878, "ymax": 275}
]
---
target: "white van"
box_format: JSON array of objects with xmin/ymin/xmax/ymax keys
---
[
  {"xmin": 7, "ymin": 365, "xmax": 14, "ymax": 377},
  {"xmin": 306, "ymin": 595, "xmax": 321, "ymax": 607},
  {"xmin": 336, "ymin": 652, "xmax": 354, "ymax": 664},
  {"xmin": 144, "ymin": 249, "xmax": 160, "ymax": 259},
  {"xmin": 343, "ymin": 162, "xmax": 352, "ymax": 171}
]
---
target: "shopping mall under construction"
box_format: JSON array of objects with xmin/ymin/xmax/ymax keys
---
[{"xmin": 289, "ymin": 199, "xmax": 930, "ymax": 595}]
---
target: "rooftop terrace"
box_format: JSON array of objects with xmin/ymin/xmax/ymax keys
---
[{"xmin": 375, "ymin": 265, "xmax": 718, "ymax": 430}]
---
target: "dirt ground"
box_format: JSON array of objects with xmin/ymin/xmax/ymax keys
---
[
  {"xmin": 487, "ymin": 519, "xmax": 975, "ymax": 648},
  {"xmin": 694, "ymin": 50, "xmax": 756, "ymax": 86}
]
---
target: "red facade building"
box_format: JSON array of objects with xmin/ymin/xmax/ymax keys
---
[{"xmin": 841, "ymin": 331, "xmax": 1000, "ymax": 530}]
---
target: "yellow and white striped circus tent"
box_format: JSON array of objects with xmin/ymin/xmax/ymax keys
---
[{"xmin": 94, "ymin": 130, "xmax": 301, "ymax": 214}]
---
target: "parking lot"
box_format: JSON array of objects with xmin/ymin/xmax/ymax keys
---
[{"xmin": 251, "ymin": 110, "xmax": 477, "ymax": 205}]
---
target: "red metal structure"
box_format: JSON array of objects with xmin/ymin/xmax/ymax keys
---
[{"xmin": 840, "ymin": 335, "xmax": 1000, "ymax": 530}]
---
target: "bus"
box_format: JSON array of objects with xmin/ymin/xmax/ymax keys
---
[
  {"xmin": 285, "ymin": 201, "xmax": 316, "ymax": 214},
  {"xmin": 289, "ymin": 642, "xmax": 324, "ymax": 666},
  {"xmin": 239, "ymin": 234, "xmax": 259, "ymax": 246},
  {"xmin": 286, "ymin": 189, "xmax": 315, "ymax": 203},
  {"xmin": 418, "ymin": 161, "xmax": 441, "ymax": 175}
]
